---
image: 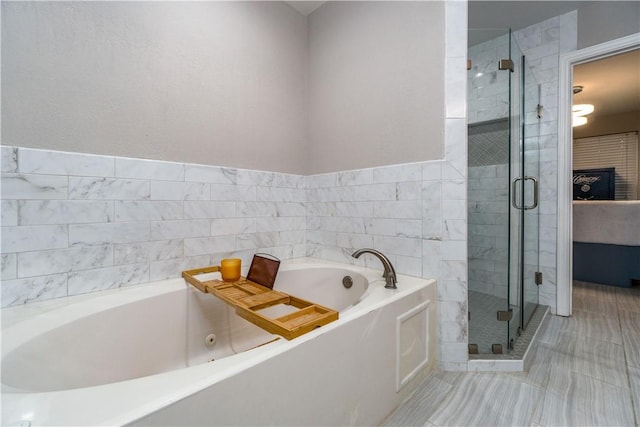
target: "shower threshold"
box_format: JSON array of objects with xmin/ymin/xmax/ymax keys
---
[{"xmin": 467, "ymin": 304, "xmax": 549, "ymax": 372}]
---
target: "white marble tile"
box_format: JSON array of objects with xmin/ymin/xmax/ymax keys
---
[
  {"xmin": 336, "ymin": 233, "xmax": 374, "ymax": 250},
  {"xmin": 211, "ymin": 218, "xmax": 256, "ymax": 236},
  {"xmin": 256, "ymin": 186, "xmax": 306, "ymax": 203},
  {"xmin": 442, "ymin": 219, "xmax": 466, "ymax": 241},
  {"xmin": 69, "ymin": 222, "xmax": 150, "ymax": 245},
  {"xmin": 363, "ymin": 218, "xmax": 395, "ymax": 236},
  {"xmin": 183, "ymin": 201, "xmax": 236, "ymax": 219},
  {"xmin": 256, "ymin": 217, "xmax": 294, "ymax": 233},
  {"xmin": 1, "ymin": 273, "xmax": 67, "ymax": 307},
  {"xmin": 395, "ymin": 219, "xmax": 422, "ymax": 238},
  {"xmin": 396, "ymin": 181, "xmax": 422, "ymax": 201},
  {"xmin": 18, "ymin": 148, "xmax": 114, "ymax": 177},
  {"xmin": 115, "ymin": 201, "xmax": 183, "ymax": 222},
  {"xmin": 1, "ymin": 200, "xmax": 18, "ymax": 226},
  {"xmin": 150, "ymin": 181, "xmax": 209, "ymax": 201},
  {"xmin": 422, "ymin": 162, "xmax": 442, "ymax": 181},
  {"xmin": 1, "ymin": 146, "xmax": 18, "ymax": 172},
  {"xmin": 210, "ymin": 184, "xmax": 256, "ymax": 201},
  {"xmin": 69, "ymin": 177, "xmax": 149, "ymax": 200},
  {"xmin": 337, "ymin": 169, "xmax": 373, "ymax": 187},
  {"xmin": 445, "ymin": 57, "xmax": 467, "ymax": 120},
  {"xmin": 373, "ymin": 235, "xmax": 421, "ymax": 257},
  {"xmin": 149, "ymin": 255, "xmax": 211, "ymax": 281},
  {"xmin": 373, "ymin": 163, "xmax": 422, "ymax": 184},
  {"xmin": 422, "ymin": 240, "xmax": 442, "ymax": 279},
  {"xmin": 351, "ymin": 183, "xmax": 395, "ymax": 202},
  {"xmin": 442, "ymin": 199, "xmax": 465, "ymax": 220},
  {"xmin": 184, "ymin": 164, "xmax": 237, "ymax": 184},
  {"xmin": 373, "ymin": 200, "xmax": 422, "ymax": 219},
  {"xmin": 68, "ymin": 263, "xmax": 149, "ymax": 296},
  {"xmin": 17, "ymin": 244, "xmax": 113, "ymax": 277},
  {"xmin": 441, "ymin": 241, "xmax": 467, "ymax": 261},
  {"xmin": 336, "ymin": 201, "xmax": 373, "ymax": 218},
  {"xmin": 442, "ymin": 180, "xmax": 465, "ymax": 200},
  {"xmin": 236, "ymin": 232, "xmax": 279, "ymax": 251},
  {"xmin": 237, "ymin": 201, "xmax": 278, "ymax": 218},
  {"xmin": 305, "ymin": 173, "xmax": 336, "ymax": 188},
  {"xmin": 445, "ymin": 0, "xmax": 467, "ymax": 58},
  {"xmin": 440, "ymin": 260, "xmax": 466, "ymax": 283},
  {"xmin": 1, "ymin": 253, "xmax": 17, "ymax": 280},
  {"xmin": 149, "ymin": 219, "xmax": 210, "ymax": 240},
  {"xmin": 18, "ymin": 200, "xmax": 113, "ymax": 225},
  {"xmin": 444, "ymin": 120, "xmax": 467, "ymax": 176},
  {"xmin": 183, "ymin": 236, "xmax": 236, "ymax": 257},
  {"xmin": 2, "ymin": 173, "xmax": 68, "ymax": 199},
  {"xmin": 115, "ymin": 157, "xmax": 184, "ymax": 181},
  {"xmin": 114, "ymin": 240, "xmax": 184, "ymax": 265},
  {"xmin": 279, "ymin": 230, "xmax": 305, "ymax": 246},
  {"xmin": 2, "ymin": 225, "xmax": 68, "ymax": 253}
]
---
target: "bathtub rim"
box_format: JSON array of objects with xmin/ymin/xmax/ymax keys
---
[{"xmin": 1, "ymin": 258, "xmax": 436, "ymax": 427}]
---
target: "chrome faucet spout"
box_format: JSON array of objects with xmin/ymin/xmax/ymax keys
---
[{"xmin": 351, "ymin": 248, "xmax": 397, "ymax": 289}]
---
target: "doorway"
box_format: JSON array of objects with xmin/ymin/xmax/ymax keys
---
[{"xmin": 557, "ymin": 33, "xmax": 640, "ymax": 316}]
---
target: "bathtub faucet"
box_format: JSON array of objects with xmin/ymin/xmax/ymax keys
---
[{"xmin": 351, "ymin": 248, "xmax": 397, "ymax": 289}]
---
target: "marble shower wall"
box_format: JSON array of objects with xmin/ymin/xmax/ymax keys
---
[{"xmin": 0, "ymin": 146, "xmax": 307, "ymax": 307}]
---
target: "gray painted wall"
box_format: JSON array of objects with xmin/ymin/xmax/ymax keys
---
[
  {"xmin": 577, "ymin": 1, "xmax": 640, "ymax": 49},
  {"xmin": 2, "ymin": 1, "xmax": 446, "ymax": 175},
  {"xmin": 307, "ymin": 1, "xmax": 445, "ymax": 174},
  {"xmin": 2, "ymin": 1, "xmax": 308, "ymax": 174}
]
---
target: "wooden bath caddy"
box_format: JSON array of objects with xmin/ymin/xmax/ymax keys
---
[{"xmin": 182, "ymin": 266, "xmax": 338, "ymax": 340}]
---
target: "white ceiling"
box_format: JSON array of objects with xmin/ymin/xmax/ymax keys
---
[{"xmin": 573, "ymin": 49, "xmax": 640, "ymax": 119}]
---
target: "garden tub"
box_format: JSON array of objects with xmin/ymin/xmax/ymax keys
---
[{"xmin": 1, "ymin": 258, "xmax": 436, "ymax": 426}]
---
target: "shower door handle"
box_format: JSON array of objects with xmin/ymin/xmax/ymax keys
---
[{"xmin": 512, "ymin": 176, "xmax": 539, "ymax": 210}]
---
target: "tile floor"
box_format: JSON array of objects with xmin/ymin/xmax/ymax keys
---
[{"xmin": 383, "ymin": 281, "xmax": 640, "ymax": 426}]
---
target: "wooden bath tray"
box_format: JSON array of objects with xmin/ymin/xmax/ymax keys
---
[{"xmin": 182, "ymin": 266, "xmax": 338, "ymax": 340}]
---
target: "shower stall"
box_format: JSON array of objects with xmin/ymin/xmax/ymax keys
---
[{"xmin": 467, "ymin": 29, "xmax": 542, "ymax": 355}]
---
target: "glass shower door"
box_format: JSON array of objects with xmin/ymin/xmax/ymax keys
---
[
  {"xmin": 467, "ymin": 28, "xmax": 513, "ymax": 355},
  {"xmin": 468, "ymin": 29, "xmax": 541, "ymax": 355},
  {"xmin": 520, "ymin": 54, "xmax": 541, "ymax": 329}
]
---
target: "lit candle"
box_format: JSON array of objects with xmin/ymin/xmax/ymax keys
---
[{"xmin": 220, "ymin": 258, "xmax": 241, "ymax": 282}]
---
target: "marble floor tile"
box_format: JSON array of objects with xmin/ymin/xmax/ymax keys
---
[
  {"xmin": 616, "ymin": 286, "xmax": 640, "ymax": 314},
  {"xmin": 427, "ymin": 374, "xmax": 541, "ymax": 426},
  {"xmin": 620, "ymin": 310, "xmax": 640, "ymax": 369},
  {"xmin": 563, "ymin": 309, "xmax": 623, "ymax": 345},
  {"xmin": 535, "ymin": 314, "xmax": 572, "ymax": 347},
  {"xmin": 385, "ymin": 280, "xmax": 640, "ymax": 427},
  {"xmin": 629, "ymin": 366, "xmax": 640, "ymax": 423},
  {"xmin": 573, "ymin": 338, "xmax": 628, "ymax": 388},
  {"xmin": 508, "ymin": 342, "xmax": 552, "ymax": 388},
  {"xmin": 382, "ymin": 375, "xmax": 453, "ymax": 427},
  {"xmin": 573, "ymin": 281, "xmax": 619, "ymax": 316},
  {"xmin": 534, "ymin": 369, "xmax": 635, "ymax": 427}
]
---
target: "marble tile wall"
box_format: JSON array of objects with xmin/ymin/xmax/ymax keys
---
[
  {"xmin": 0, "ymin": 146, "xmax": 307, "ymax": 307},
  {"xmin": 468, "ymin": 164, "xmax": 509, "ymax": 299}
]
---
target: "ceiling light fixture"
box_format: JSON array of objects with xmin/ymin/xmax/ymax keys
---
[{"xmin": 571, "ymin": 98, "xmax": 594, "ymax": 128}]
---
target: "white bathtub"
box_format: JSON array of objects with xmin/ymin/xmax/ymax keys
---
[{"xmin": 2, "ymin": 258, "xmax": 437, "ymax": 426}]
